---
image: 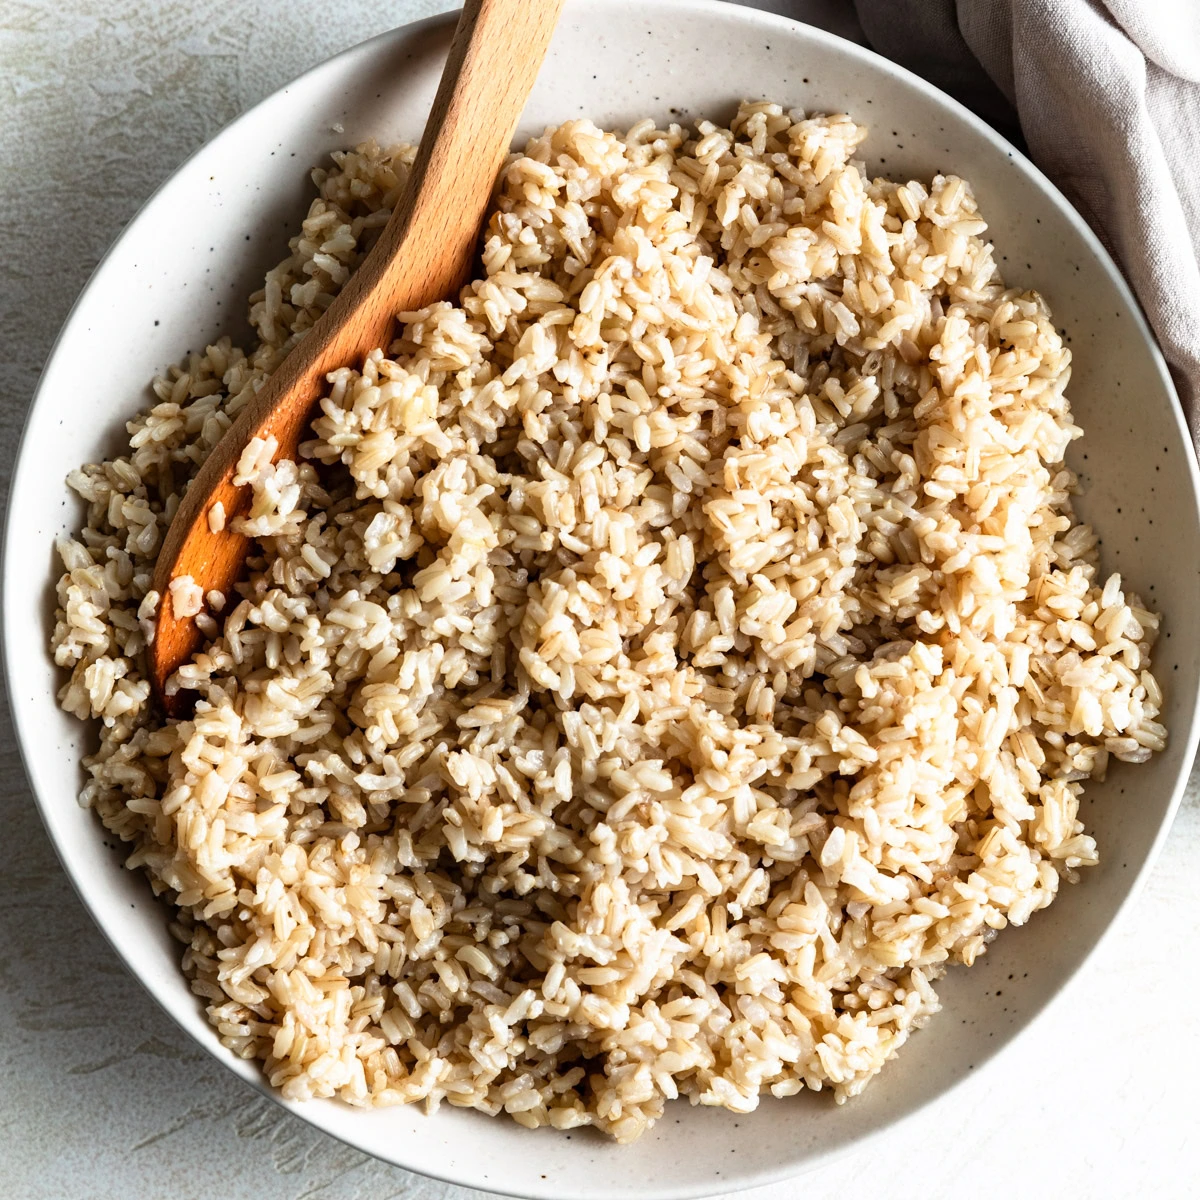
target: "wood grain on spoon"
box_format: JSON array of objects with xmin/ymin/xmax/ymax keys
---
[{"xmin": 149, "ymin": 0, "xmax": 565, "ymax": 712}]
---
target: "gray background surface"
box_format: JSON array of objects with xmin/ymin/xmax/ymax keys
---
[{"xmin": 1, "ymin": 2, "xmax": 1197, "ymax": 1197}]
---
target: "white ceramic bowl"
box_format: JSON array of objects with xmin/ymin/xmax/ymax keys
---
[{"xmin": 7, "ymin": 2, "xmax": 1200, "ymax": 1196}]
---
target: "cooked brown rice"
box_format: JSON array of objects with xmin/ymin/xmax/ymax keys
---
[{"xmin": 51, "ymin": 103, "xmax": 1167, "ymax": 1142}]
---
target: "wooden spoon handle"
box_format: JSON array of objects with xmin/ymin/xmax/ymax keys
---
[
  {"xmin": 150, "ymin": 0, "xmax": 563, "ymax": 706},
  {"xmin": 377, "ymin": 0, "xmax": 567, "ymax": 316}
]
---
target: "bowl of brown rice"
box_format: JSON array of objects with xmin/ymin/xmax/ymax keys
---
[{"xmin": 7, "ymin": 1, "xmax": 1200, "ymax": 1196}]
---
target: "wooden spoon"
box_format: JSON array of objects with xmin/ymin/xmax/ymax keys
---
[{"xmin": 149, "ymin": 0, "xmax": 564, "ymax": 712}]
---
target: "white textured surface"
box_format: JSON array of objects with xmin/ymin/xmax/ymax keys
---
[{"xmin": 1, "ymin": 1, "xmax": 1197, "ymax": 1196}]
